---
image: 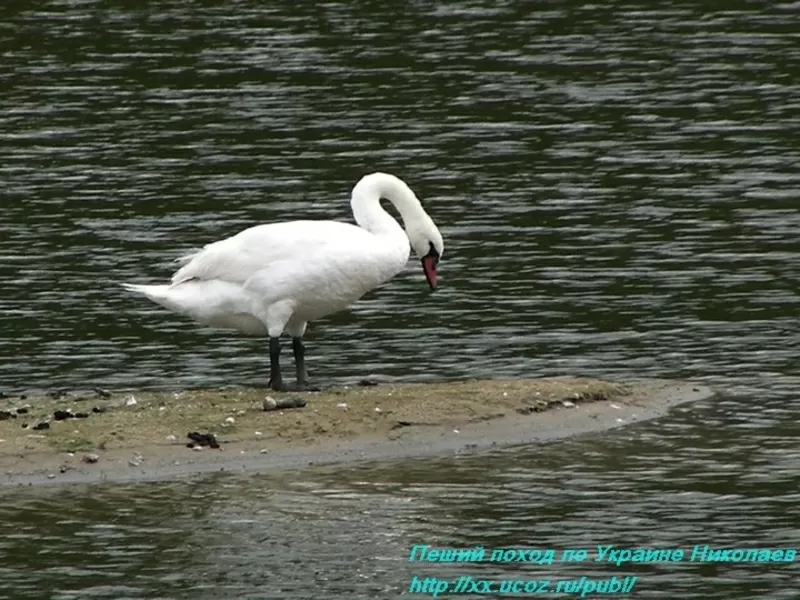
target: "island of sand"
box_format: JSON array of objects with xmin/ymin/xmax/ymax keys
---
[{"xmin": 0, "ymin": 377, "xmax": 715, "ymax": 488}]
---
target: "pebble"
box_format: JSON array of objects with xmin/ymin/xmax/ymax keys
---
[
  {"xmin": 125, "ymin": 396, "xmax": 137, "ymax": 407},
  {"xmin": 562, "ymin": 401, "xmax": 576, "ymax": 408},
  {"xmin": 0, "ymin": 410, "xmax": 14, "ymax": 421},
  {"xmin": 224, "ymin": 417, "xmax": 235, "ymax": 424},
  {"xmin": 336, "ymin": 402, "xmax": 348, "ymax": 409},
  {"xmin": 187, "ymin": 431, "xmax": 220, "ymax": 449},
  {"xmin": 260, "ymin": 449, "xmax": 268, "ymax": 454},
  {"xmin": 166, "ymin": 434, "xmax": 177, "ymax": 441},
  {"xmin": 94, "ymin": 388, "xmax": 112, "ymax": 398},
  {"xmin": 32, "ymin": 422, "xmax": 50, "ymax": 431},
  {"xmin": 263, "ymin": 397, "xmax": 307, "ymax": 412},
  {"xmin": 83, "ymin": 453, "xmax": 99, "ymax": 464}
]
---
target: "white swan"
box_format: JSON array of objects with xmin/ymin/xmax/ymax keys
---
[{"xmin": 122, "ymin": 172, "xmax": 444, "ymax": 391}]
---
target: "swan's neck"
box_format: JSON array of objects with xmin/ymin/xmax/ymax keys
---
[{"xmin": 350, "ymin": 173, "xmax": 423, "ymax": 243}]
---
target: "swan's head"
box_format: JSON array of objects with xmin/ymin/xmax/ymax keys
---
[{"xmin": 407, "ymin": 218, "xmax": 444, "ymax": 291}]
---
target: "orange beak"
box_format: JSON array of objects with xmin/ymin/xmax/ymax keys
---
[{"xmin": 421, "ymin": 253, "xmax": 438, "ymax": 290}]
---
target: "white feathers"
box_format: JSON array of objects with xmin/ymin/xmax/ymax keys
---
[{"xmin": 122, "ymin": 173, "xmax": 443, "ymax": 338}]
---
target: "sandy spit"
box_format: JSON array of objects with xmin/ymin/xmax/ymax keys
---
[{"xmin": 0, "ymin": 377, "xmax": 716, "ymax": 489}]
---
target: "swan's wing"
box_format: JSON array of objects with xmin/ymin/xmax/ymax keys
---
[{"xmin": 170, "ymin": 220, "xmax": 371, "ymax": 286}]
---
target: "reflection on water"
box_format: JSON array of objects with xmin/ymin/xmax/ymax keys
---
[{"xmin": 0, "ymin": 0, "xmax": 797, "ymax": 598}]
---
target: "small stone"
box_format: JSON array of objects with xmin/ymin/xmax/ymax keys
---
[
  {"xmin": 91, "ymin": 406, "xmax": 107, "ymax": 414},
  {"xmin": 453, "ymin": 429, "xmax": 460, "ymax": 434},
  {"xmin": 129, "ymin": 459, "xmax": 142, "ymax": 467},
  {"xmin": 260, "ymin": 448, "xmax": 268, "ymax": 454},
  {"xmin": 224, "ymin": 417, "xmax": 235, "ymax": 424},
  {"xmin": 15, "ymin": 407, "xmax": 29, "ymax": 415},
  {"xmin": 94, "ymin": 388, "xmax": 112, "ymax": 398},
  {"xmin": 254, "ymin": 431, "xmax": 263, "ymax": 436},
  {"xmin": 0, "ymin": 410, "xmax": 14, "ymax": 421},
  {"xmin": 337, "ymin": 402, "xmax": 348, "ymax": 409},
  {"xmin": 73, "ymin": 412, "xmax": 90, "ymax": 419},
  {"xmin": 192, "ymin": 445, "xmax": 203, "ymax": 451},
  {"xmin": 125, "ymin": 396, "xmax": 137, "ymax": 407},
  {"xmin": 32, "ymin": 422, "xmax": 50, "ymax": 430},
  {"xmin": 610, "ymin": 403, "xmax": 621, "ymax": 409},
  {"xmin": 562, "ymin": 401, "xmax": 576, "ymax": 408},
  {"xmin": 83, "ymin": 453, "xmax": 100, "ymax": 464},
  {"xmin": 374, "ymin": 407, "xmax": 382, "ymax": 413},
  {"xmin": 263, "ymin": 396, "xmax": 307, "ymax": 411},
  {"xmin": 54, "ymin": 410, "xmax": 73, "ymax": 421},
  {"xmin": 166, "ymin": 434, "xmax": 177, "ymax": 441},
  {"xmin": 47, "ymin": 473, "xmax": 55, "ymax": 479},
  {"xmin": 187, "ymin": 431, "xmax": 219, "ymax": 449}
]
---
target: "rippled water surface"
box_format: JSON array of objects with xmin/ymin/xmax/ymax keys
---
[{"xmin": 0, "ymin": 1, "xmax": 798, "ymax": 598}]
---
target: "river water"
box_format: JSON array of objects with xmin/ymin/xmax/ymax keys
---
[{"xmin": 0, "ymin": 1, "xmax": 798, "ymax": 598}]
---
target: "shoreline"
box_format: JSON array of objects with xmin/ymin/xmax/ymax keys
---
[{"xmin": 0, "ymin": 378, "xmax": 716, "ymax": 489}]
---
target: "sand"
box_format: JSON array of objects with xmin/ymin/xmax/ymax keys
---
[{"xmin": 0, "ymin": 377, "xmax": 715, "ymax": 489}]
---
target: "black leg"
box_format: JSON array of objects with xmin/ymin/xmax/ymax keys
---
[
  {"xmin": 292, "ymin": 337, "xmax": 309, "ymax": 389},
  {"xmin": 268, "ymin": 336, "xmax": 285, "ymax": 391}
]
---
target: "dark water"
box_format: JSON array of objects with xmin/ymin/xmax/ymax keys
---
[{"xmin": 0, "ymin": 0, "xmax": 798, "ymax": 598}]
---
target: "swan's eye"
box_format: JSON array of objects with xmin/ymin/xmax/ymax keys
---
[{"xmin": 427, "ymin": 241, "xmax": 440, "ymax": 264}]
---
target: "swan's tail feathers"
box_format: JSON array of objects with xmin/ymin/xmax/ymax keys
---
[
  {"xmin": 121, "ymin": 282, "xmax": 169, "ymax": 299},
  {"xmin": 120, "ymin": 283, "xmax": 179, "ymax": 312},
  {"xmin": 173, "ymin": 251, "xmax": 198, "ymax": 265}
]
